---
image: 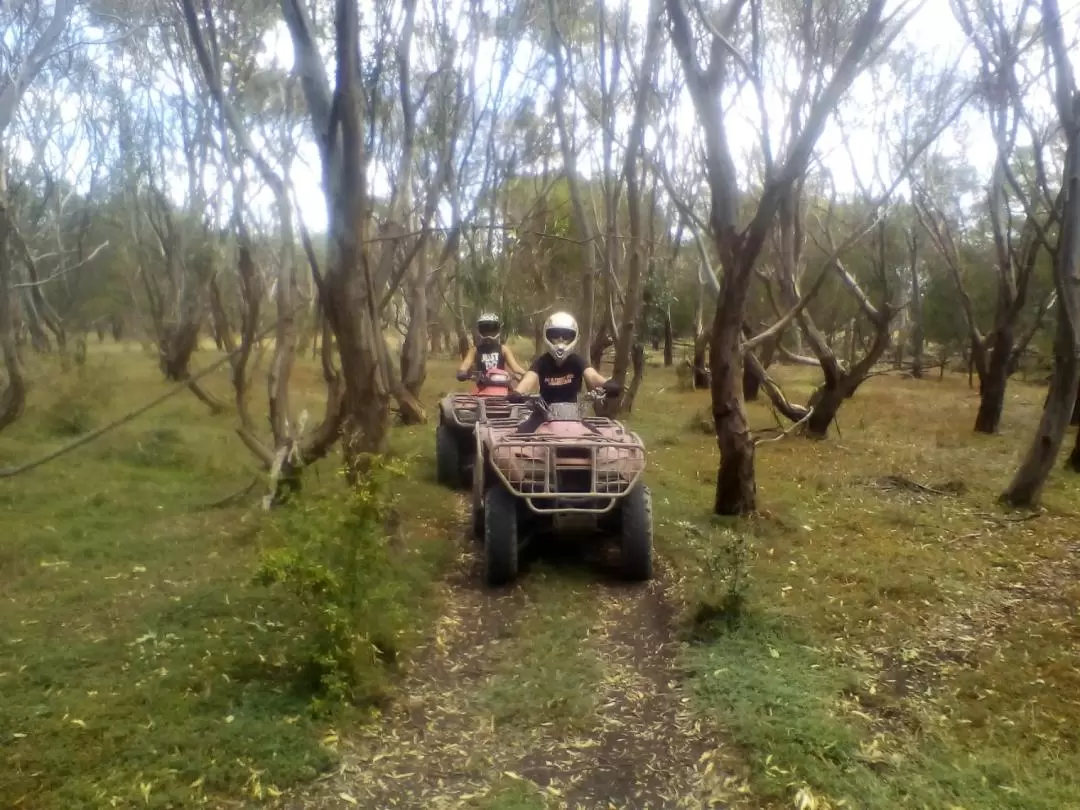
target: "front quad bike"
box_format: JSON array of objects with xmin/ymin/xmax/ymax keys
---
[
  {"xmin": 435, "ymin": 369, "xmax": 514, "ymax": 488},
  {"xmin": 471, "ymin": 389, "xmax": 653, "ymax": 586}
]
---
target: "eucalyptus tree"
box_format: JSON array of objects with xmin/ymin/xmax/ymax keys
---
[
  {"xmin": 666, "ymin": 0, "xmax": 920, "ymax": 515},
  {"xmin": 1002, "ymin": 0, "xmax": 1080, "ymax": 505},
  {"xmin": 913, "ymin": 0, "xmax": 1062, "ymax": 434},
  {"xmin": 0, "ymin": 0, "xmax": 78, "ymax": 432}
]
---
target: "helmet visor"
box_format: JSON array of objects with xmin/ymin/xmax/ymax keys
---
[
  {"xmin": 477, "ymin": 321, "xmax": 500, "ymax": 338},
  {"xmin": 545, "ymin": 327, "xmax": 577, "ymax": 346}
]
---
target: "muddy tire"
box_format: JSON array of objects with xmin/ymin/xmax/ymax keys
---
[
  {"xmin": 484, "ymin": 485, "xmax": 519, "ymax": 586},
  {"xmin": 435, "ymin": 423, "xmax": 460, "ymax": 488},
  {"xmin": 619, "ymin": 484, "xmax": 653, "ymax": 581}
]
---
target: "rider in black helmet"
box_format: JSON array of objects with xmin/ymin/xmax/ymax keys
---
[{"xmin": 456, "ymin": 312, "xmax": 526, "ymax": 382}]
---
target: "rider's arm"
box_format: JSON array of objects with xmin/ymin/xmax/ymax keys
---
[
  {"xmin": 515, "ymin": 370, "xmax": 540, "ymax": 393},
  {"xmin": 457, "ymin": 346, "xmax": 476, "ymax": 375},
  {"xmin": 502, "ymin": 345, "xmax": 527, "ymax": 377},
  {"xmin": 583, "ymin": 366, "xmax": 609, "ymax": 389}
]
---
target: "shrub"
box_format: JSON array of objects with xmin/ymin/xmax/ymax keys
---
[
  {"xmin": 253, "ymin": 456, "xmax": 420, "ymax": 713},
  {"xmin": 116, "ymin": 427, "xmax": 194, "ymax": 469},
  {"xmin": 40, "ymin": 364, "xmax": 116, "ymax": 437},
  {"xmin": 676, "ymin": 520, "xmax": 756, "ymax": 633}
]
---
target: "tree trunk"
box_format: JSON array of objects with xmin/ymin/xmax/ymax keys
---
[
  {"xmin": 693, "ymin": 332, "xmax": 710, "ymax": 389},
  {"xmin": 590, "ymin": 322, "xmax": 610, "ymax": 369},
  {"xmin": 974, "ymin": 332, "xmax": 1011, "ymax": 434},
  {"xmin": 711, "ymin": 293, "xmax": 756, "ymax": 515},
  {"xmin": 428, "ymin": 320, "xmax": 442, "ymax": 356},
  {"xmin": 909, "ymin": 238, "xmax": 923, "ymax": 378},
  {"xmin": 742, "ymin": 358, "xmax": 761, "ymax": 401},
  {"xmin": 623, "ymin": 342, "xmax": 645, "ymax": 412},
  {"xmin": 400, "ymin": 262, "xmax": 428, "ymax": 411},
  {"xmin": 0, "ymin": 207, "xmax": 27, "ymax": 433},
  {"xmin": 805, "ymin": 386, "xmax": 843, "ymax": 438},
  {"xmin": 1002, "ymin": 313, "xmax": 1080, "ymax": 503},
  {"xmin": 662, "ymin": 306, "xmax": 673, "ymax": 366}
]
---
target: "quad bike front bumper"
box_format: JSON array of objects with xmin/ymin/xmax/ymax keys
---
[{"xmin": 487, "ymin": 432, "xmax": 645, "ymax": 515}]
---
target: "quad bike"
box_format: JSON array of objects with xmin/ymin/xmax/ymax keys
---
[
  {"xmin": 435, "ymin": 368, "xmax": 516, "ymax": 488},
  {"xmin": 470, "ymin": 387, "xmax": 652, "ymax": 586}
]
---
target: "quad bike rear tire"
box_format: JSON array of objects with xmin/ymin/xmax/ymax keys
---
[
  {"xmin": 435, "ymin": 423, "xmax": 460, "ymax": 488},
  {"xmin": 619, "ymin": 484, "xmax": 654, "ymax": 581},
  {"xmin": 484, "ymin": 485, "xmax": 519, "ymax": 586}
]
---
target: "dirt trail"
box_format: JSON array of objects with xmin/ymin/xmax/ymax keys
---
[{"xmin": 280, "ymin": 519, "xmax": 751, "ymax": 810}]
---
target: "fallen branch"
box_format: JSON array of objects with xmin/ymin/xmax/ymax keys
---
[
  {"xmin": 197, "ymin": 477, "xmax": 260, "ymax": 510},
  {"xmin": 753, "ymin": 407, "xmax": 814, "ymax": 446}
]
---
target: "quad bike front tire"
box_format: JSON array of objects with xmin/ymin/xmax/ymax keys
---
[
  {"xmin": 435, "ymin": 423, "xmax": 460, "ymax": 488},
  {"xmin": 484, "ymin": 485, "xmax": 519, "ymax": 586},
  {"xmin": 619, "ymin": 484, "xmax": 654, "ymax": 581}
]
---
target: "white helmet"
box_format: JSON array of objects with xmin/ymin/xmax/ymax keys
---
[
  {"xmin": 543, "ymin": 311, "xmax": 579, "ymax": 365},
  {"xmin": 476, "ymin": 312, "xmax": 501, "ymax": 341}
]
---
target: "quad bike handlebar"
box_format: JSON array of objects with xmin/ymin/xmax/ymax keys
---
[{"xmin": 505, "ymin": 382, "xmax": 620, "ymax": 410}]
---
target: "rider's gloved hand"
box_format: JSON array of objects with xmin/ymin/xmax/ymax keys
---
[
  {"xmin": 602, "ymin": 379, "xmax": 623, "ymax": 397},
  {"xmin": 456, "ymin": 370, "xmax": 469, "ymax": 382},
  {"xmin": 506, "ymin": 391, "xmax": 525, "ymax": 403}
]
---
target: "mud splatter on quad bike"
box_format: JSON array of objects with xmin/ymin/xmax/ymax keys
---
[
  {"xmin": 469, "ymin": 388, "xmax": 652, "ymax": 587},
  {"xmin": 435, "ymin": 368, "xmax": 516, "ymax": 488}
]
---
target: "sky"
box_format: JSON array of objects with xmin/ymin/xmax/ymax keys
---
[{"xmin": 4, "ymin": 0, "xmax": 1078, "ymax": 237}]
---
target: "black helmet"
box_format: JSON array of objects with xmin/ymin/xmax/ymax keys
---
[{"xmin": 476, "ymin": 312, "xmax": 501, "ymax": 341}]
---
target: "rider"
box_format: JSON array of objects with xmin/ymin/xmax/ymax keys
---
[
  {"xmin": 456, "ymin": 312, "xmax": 526, "ymax": 383},
  {"xmin": 511, "ymin": 311, "xmax": 621, "ymax": 403}
]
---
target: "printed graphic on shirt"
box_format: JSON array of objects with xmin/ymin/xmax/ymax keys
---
[
  {"xmin": 480, "ymin": 352, "xmax": 501, "ymax": 370},
  {"xmin": 543, "ymin": 373, "xmax": 576, "ymax": 387}
]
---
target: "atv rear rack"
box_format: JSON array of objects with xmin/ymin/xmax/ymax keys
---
[{"xmin": 485, "ymin": 433, "xmax": 646, "ymax": 514}]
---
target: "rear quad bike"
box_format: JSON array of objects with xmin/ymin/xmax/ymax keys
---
[
  {"xmin": 470, "ymin": 388, "xmax": 653, "ymax": 586},
  {"xmin": 435, "ymin": 368, "xmax": 516, "ymax": 488}
]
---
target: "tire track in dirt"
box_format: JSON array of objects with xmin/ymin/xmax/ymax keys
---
[{"xmin": 279, "ymin": 509, "xmax": 753, "ymax": 810}]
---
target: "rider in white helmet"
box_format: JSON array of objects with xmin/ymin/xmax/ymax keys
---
[
  {"xmin": 456, "ymin": 312, "xmax": 526, "ymax": 382},
  {"xmin": 512, "ymin": 311, "xmax": 620, "ymax": 403}
]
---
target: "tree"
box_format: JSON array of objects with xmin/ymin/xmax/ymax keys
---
[
  {"xmin": 916, "ymin": 0, "xmax": 1061, "ymax": 434},
  {"xmin": 666, "ymin": 0, "xmax": 910, "ymax": 514},
  {"xmin": 1000, "ymin": 0, "xmax": 1080, "ymax": 506},
  {"xmin": 0, "ymin": 0, "xmax": 76, "ymax": 432}
]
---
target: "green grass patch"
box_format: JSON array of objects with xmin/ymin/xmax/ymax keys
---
[
  {"xmin": 0, "ymin": 349, "xmax": 462, "ymax": 808},
  {"xmin": 619, "ymin": 361, "xmax": 1080, "ymax": 810},
  {"xmin": 685, "ymin": 619, "xmax": 1080, "ymax": 809},
  {"xmin": 461, "ymin": 774, "xmax": 553, "ymax": 810}
]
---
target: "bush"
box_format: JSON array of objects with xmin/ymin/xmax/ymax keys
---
[
  {"xmin": 676, "ymin": 520, "xmax": 756, "ymax": 634},
  {"xmin": 253, "ymin": 456, "xmax": 422, "ymax": 713},
  {"xmin": 116, "ymin": 427, "xmax": 194, "ymax": 469},
  {"xmin": 40, "ymin": 364, "xmax": 116, "ymax": 437}
]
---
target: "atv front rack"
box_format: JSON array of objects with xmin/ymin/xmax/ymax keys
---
[
  {"xmin": 484, "ymin": 431, "xmax": 646, "ymax": 514},
  {"xmin": 448, "ymin": 393, "xmax": 511, "ymax": 427}
]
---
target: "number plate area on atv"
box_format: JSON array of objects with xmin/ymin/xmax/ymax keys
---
[{"xmin": 486, "ymin": 428, "xmax": 645, "ymax": 515}]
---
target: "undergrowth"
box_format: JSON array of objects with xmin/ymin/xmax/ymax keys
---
[
  {"xmin": 254, "ymin": 456, "xmax": 427, "ymax": 713},
  {"xmin": 684, "ymin": 619, "xmax": 1080, "ymax": 810},
  {"xmin": 0, "ymin": 350, "xmax": 459, "ymax": 808}
]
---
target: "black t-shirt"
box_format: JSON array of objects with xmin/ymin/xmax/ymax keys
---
[
  {"xmin": 530, "ymin": 352, "xmax": 586, "ymax": 403},
  {"xmin": 474, "ymin": 338, "xmax": 506, "ymax": 373}
]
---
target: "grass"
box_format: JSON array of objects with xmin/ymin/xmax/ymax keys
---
[
  {"xmin": 0, "ymin": 343, "xmax": 461, "ymax": 808},
  {"xmin": 624, "ymin": 357, "xmax": 1080, "ymax": 809},
  {"xmin": 3, "ymin": 337, "xmax": 1080, "ymax": 809},
  {"xmin": 476, "ymin": 570, "xmax": 604, "ymax": 734}
]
